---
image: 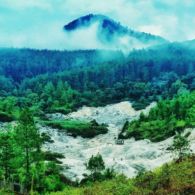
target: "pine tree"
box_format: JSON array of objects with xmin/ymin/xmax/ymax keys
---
[
  {"xmin": 14, "ymin": 109, "xmax": 42, "ymax": 191},
  {"xmin": 171, "ymin": 132, "xmax": 191, "ymax": 160},
  {"xmin": 0, "ymin": 130, "xmax": 15, "ymax": 183},
  {"xmin": 87, "ymin": 153, "xmax": 105, "ymax": 176}
]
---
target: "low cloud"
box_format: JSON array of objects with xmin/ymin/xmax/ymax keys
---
[{"xmin": 0, "ymin": 0, "xmax": 195, "ymax": 49}]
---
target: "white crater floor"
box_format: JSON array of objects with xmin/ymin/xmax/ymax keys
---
[{"xmin": 40, "ymin": 101, "xmax": 195, "ymax": 181}]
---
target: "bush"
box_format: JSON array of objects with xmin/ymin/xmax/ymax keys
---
[
  {"xmin": 123, "ymin": 92, "xmax": 195, "ymax": 142},
  {"xmin": 0, "ymin": 111, "xmax": 14, "ymax": 122},
  {"xmin": 44, "ymin": 120, "xmax": 108, "ymax": 138}
]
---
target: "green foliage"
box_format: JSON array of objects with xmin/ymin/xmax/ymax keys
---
[
  {"xmin": 44, "ymin": 151, "xmax": 64, "ymax": 164},
  {"xmin": 81, "ymin": 154, "xmax": 115, "ymax": 184},
  {"xmin": 0, "ymin": 111, "xmax": 13, "ymax": 122},
  {"xmin": 49, "ymin": 156, "xmax": 195, "ymax": 195},
  {"xmin": 44, "ymin": 119, "xmax": 108, "ymax": 138},
  {"xmin": 0, "ymin": 96, "xmax": 19, "ymax": 121},
  {"xmin": 13, "ymin": 109, "xmax": 43, "ymax": 190},
  {"xmin": 124, "ymin": 91, "xmax": 195, "ymax": 141},
  {"xmin": 0, "ymin": 46, "xmax": 195, "ymax": 114},
  {"xmin": 0, "ymin": 129, "xmax": 15, "ymax": 182},
  {"xmin": 87, "ymin": 154, "xmax": 105, "ymax": 175},
  {"xmin": 0, "ymin": 110, "xmax": 65, "ymax": 193},
  {"xmin": 40, "ymin": 162, "xmax": 64, "ymax": 192},
  {"xmin": 0, "ymin": 44, "xmax": 195, "ymax": 194},
  {"xmin": 170, "ymin": 132, "xmax": 191, "ymax": 159},
  {"xmin": 133, "ymin": 156, "xmax": 195, "ymax": 194}
]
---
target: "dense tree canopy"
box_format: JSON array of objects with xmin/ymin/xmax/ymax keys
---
[
  {"xmin": 122, "ymin": 91, "xmax": 195, "ymax": 142},
  {"xmin": 0, "ymin": 43, "xmax": 194, "ymax": 118},
  {"xmin": 0, "ymin": 42, "xmax": 195, "ymax": 193}
]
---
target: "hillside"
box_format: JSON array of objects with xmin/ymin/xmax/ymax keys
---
[
  {"xmin": 121, "ymin": 91, "xmax": 195, "ymax": 142},
  {"xmin": 1, "ymin": 1, "xmax": 195, "ymax": 194},
  {"xmin": 0, "ymin": 43, "xmax": 194, "ymax": 121},
  {"xmin": 64, "ymin": 14, "xmax": 167, "ymax": 51},
  {"xmin": 48, "ymin": 156, "xmax": 195, "ymax": 195},
  {"xmin": 0, "ymin": 45, "xmax": 194, "ymax": 194}
]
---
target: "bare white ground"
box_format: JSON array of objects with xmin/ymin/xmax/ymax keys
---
[{"xmin": 41, "ymin": 101, "xmax": 195, "ymax": 181}]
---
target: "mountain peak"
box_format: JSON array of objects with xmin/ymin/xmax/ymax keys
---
[
  {"xmin": 63, "ymin": 14, "xmax": 168, "ymax": 52},
  {"xmin": 64, "ymin": 14, "xmax": 108, "ymax": 31}
]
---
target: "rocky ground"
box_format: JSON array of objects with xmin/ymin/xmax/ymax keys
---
[{"xmin": 41, "ymin": 101, "xmax": 195, "ymax": 181}]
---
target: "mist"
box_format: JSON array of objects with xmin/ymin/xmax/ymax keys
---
[{"xmin": 1, "ymin": 0, "xmax": 195, "ymax": 50}]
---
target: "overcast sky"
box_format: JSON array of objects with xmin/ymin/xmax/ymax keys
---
[{"xmin": 0, "ymin": 0, "xmax": 195, "ymax": 49}]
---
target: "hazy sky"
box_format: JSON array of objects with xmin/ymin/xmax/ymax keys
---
[{"xmin": 0, "ymin": 0, "xmax": 195, "ymax": 49}]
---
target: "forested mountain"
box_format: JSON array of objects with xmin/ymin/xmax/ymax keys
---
[
  {"xmin": 0, "ymin": 42, "xmax": 194, "ymax": 116},
  {"xmin": 64, "ymin": 14, "xmax": 168, "ymax": 50},
  {"xmin": 1, "ymin": 0, "xmax": 195, "ymax": 193},
  {"xmin": 0, "ymin": 42, "xmax": 195, "ymax": 194},
  {"xmin": 0, "ymin": 48, "xmax": 123, "ymax": 82}
]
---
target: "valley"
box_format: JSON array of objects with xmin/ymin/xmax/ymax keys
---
[
  {"xmin": 0, "ymin": 44, "xmax": 194, "ymax": 194},
  {"xmin": 0, "ymin": 3, "xmax": 195, "ymax": 193},
  {"xmin": 41, "ymin": 101, "xmax": 195, "ymax": 182}
]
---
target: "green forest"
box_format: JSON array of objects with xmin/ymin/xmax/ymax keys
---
[
  {"xmin": 2, "ymin": 0, "xmax": 195, "ymax": 193},
  {"xmin": 0, "ymin": 42, "xmax": 195, "ymax": 194},
  {"xmin": 0, "ymin": 42, "xmax": 195, "ymax": 120},
  {"xmin": 121, "ymin": 91, "xmax": 195, "ymax": 142}
]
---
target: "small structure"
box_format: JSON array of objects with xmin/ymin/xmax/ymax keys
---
[
  {"xmin": 115, "ymin": 139, "xmax": 124, "ymax": 145},
  {"xmin": 11, "ymin": 182, "xmax": 25, "ymax": 194}
]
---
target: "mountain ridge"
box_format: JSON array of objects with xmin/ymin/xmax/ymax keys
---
[{"xmin": 63, "ymin": 14, "xmax": 168, "ymax": 51}]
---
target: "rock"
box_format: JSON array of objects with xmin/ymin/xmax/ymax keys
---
[{"xmin": 41, "ymin": 101, "xmax": 194, "ymax": 182}]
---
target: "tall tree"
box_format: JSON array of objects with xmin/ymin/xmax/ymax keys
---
[
  {"xmin": 0, "ymin": 130, "xmax": 14, "ymax": 183},
  {"xmin": 86, "ymin": 153, "xmax": 105, "ymax": 180},
  {"xmin": 14, "ymin": 109, "xmax": 42, "ymax": 191},
  {"xmin": 171, "ymin": 132, "xmax": 191, "ymax": 160}
]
